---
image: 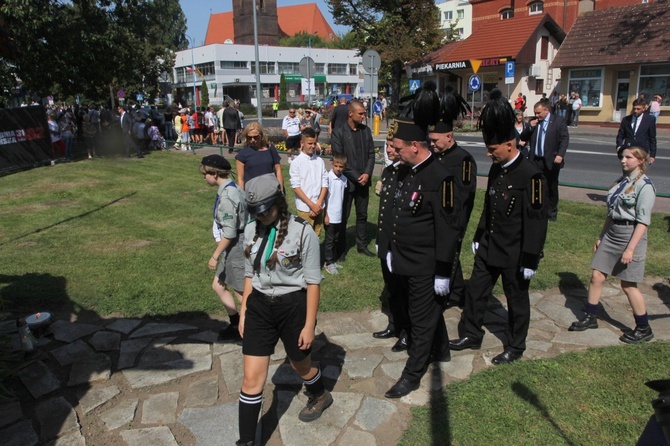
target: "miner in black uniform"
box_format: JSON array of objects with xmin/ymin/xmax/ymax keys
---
[
  {"xmin": 373, "ymin": 137, "xmax": 411, "ymax": 353},
  {"xmin": 384, "ymin": 118, "xmax": 461, "ymax": 398},
  {"xmin": 428, "ymin": 120, "xmax": 477, "ymax": 309},
  {"xmin": 450, "ymin": 89, "xmax": 549, "ymax": 365}
]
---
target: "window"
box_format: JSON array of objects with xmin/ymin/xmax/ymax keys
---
[
  {"xmin": 501, "ymin": 8, "xmax": 514, "ymax": 19},
  {"xmin": 328, "ymin": 63, "xmax": 348, "ymax": 75},
  {"xmin": 457, "ymin": 28, "xmax": 464, "ymax": 38},
  {"xmin": 457, "ymin": 9, "xmax": 464, "ymax": 19},
  {"xmin": 540, "ymin": 36, "xmax": 549, "ymax": 60},
  {"xmin": 315, "ymin": 63, "xmax": 325, "ymax": 75},
  {"xmin": 278, "ymin": 62, "xmax": 300, "ymax": 74},
  {"xmin": 639, "ymin": 64, "xmax": 670, "ymax": 107},
  {"xmin": 568, "ymin": 68, "xmax": 603, "ymax": 107},
  {"xmin": 529, "ymin": 2, "xmax": 544, "ymax": 14},
  {"xmin": 197, "ymin": 62, "xmax": 215, "ymax": 76},
  {"xmin": 219, "ymin": 61, "xmax": 247, "ymax": 70},
  {"xmin": 535, "ymin": 79, "xmax": 544, "ymax": 94},
  {"xmin": 250, "ymin": 62, "xmax": 275, "ymax": 74},
  {"xmin": 444, "ymin": 11, "xmax": 453, "ymax": 21},
  {"xmin": 349, "ymin": 64, "xmax": 358, "ymax": 75}
]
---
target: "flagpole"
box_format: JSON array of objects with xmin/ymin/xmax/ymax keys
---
[{"xmin": 185, "ymin": 33, "xmax": 197, "ymax": 107}]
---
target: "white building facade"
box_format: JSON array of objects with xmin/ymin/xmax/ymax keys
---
[
  {"xmin": 436, "ymin": 0, "xmax": 473, "ymax": 40},
  {"xmin": 172, "ymin": 43, "xmax": 363, "ymax": 107}
]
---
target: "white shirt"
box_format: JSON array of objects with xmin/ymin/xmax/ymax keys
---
[
  {"xmin": 289, "ymin": 152, "xmax": 328, "ymax": 212},
  {"xmin": 282, "ymin": 115, "xmax": 301, "ymax": 137},
  {"xmin": 326, "ymin": 170, "xmax": 347, "ymax": 224},
  {"xmin": 205, "ymin": 111, "xmax": 215, "ymax": 126},
  {"xmin": 572, "ymin": 97, "xmax": 582, "ymax": 110}
]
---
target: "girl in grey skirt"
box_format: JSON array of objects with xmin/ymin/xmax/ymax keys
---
[{"xmin": 569, "ymin": 147, "xmax": 655, "ymax": 343}]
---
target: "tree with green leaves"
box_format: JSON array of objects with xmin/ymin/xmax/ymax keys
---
[
  {"xmin": 200, "ymin": 80, "xmax": 209, "ymax": 108},
  {"xmin": 0, "ymin": 0, "xmax": 186, "ymax": 105},
  {"xmin": 279, "ymin": 73, "xmax": 288, "ymax": 109},
  {"xmin": 326, "ymin": 0, "xmax": 442, "ymax": 107}
]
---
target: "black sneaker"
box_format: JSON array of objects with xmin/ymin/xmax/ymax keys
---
[
  {"xmin": 235, "ymin": 441, "xmax": 254, "ymax": 446},
  {"xmin": 569, "ymin": 313, "xmax": 598, "ymax": 331},
  {"xmin": 620, "ymin": 325, "xmax": 654, "ymax": 344},
  {"xmin": 219, "ymin": 324, "xmax": 241, "ymax": 342},
  {"xmin": 298, "ymin": 389, "xmax": 333, "ymax": 422}
]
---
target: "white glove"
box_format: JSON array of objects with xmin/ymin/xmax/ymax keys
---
[
  {"xmin": 434, "ymin": 276, "xmax": 450, "ymax": 296},
  {"xmin": 520, "ymin": 267, "xmax": 537, "ymax": 280},
  {"xmin": 375, "ymin": 244, "xmax": 378, "ymax": 254},
  {"xmin": 471, "ymin": 241, "xmax": 479, "ymax": 255},
  {"xmin": 386, "ymin": 251, "xmax": 393, "ymax": 273}
]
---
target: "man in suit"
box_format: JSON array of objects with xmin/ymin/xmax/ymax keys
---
[
  {"xmin": 384, "ymin": 119, "xmax": 461, "ymax": 398},
  {"xmin": 520, "ymin": 100, "xmax": 569, "ymax": 221},
  {"xmin": 450, "ymin": 89, "xmax": 548, "ymax": 365},
  {"xmin": 222, "ymin": 101, "xmax": 241, "ymax": 154},
  {"xmin": 118, "ymin": 105, "xmax": 143, "ymax": 158},
  {"xmin": 616, "ymin": 98, "xmax": 657, "ymax": 164},
  {"xmin": 331, "ymin": 101, "xmax": 376, "ymax": 258}
]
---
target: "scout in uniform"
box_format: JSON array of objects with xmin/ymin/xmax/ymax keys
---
[
  {"xmin": 236, "ymin": 174, "xmax": 332, "ymax": 446},
  {"xmin": 384, "ymin": 116, "xmax": 462, "ymax": 399},
  {"xmin": 200, "ymin": 155, "xmax": 247, "ymax": 340},
  {"xmin": 569, "ymin": 147, "xmax": 655, "ymax": 343},
  {"xmin": 450, "ymin": 89, "xmax": 549, "ymax": 365}
]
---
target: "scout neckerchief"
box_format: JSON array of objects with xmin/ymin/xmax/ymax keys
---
[
  {"xmin": 608, "ymin": 177, "xmax": 628, "ymax": 210},
  {"xmin": 253, "ymin": 225, "xmax": 276, "ymax": 272}
]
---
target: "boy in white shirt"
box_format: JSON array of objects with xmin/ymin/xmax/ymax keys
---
[
  {"xmin": 289, "ymin": 128, "xmax": 328, "ymax": 235},
  {"xmin": 323, "ymin": 153, "xmax": 348, "ymax": 274}
]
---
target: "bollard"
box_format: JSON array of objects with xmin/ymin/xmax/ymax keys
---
[{"xmin": 373, "ymin": 114, "xmax": 380, "ymax": 136}]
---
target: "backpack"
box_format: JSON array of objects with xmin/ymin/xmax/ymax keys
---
[{"xmin": 197, "ymin": 112, "xmax": 205, "ymax": 127}]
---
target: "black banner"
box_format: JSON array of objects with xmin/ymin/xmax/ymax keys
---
[{"xmin": 0, "ymin": 105, "xmax": 52, "ymax": 173}]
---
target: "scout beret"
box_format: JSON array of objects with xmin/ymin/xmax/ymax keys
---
[{"xmin": 201, "ymin": 155, "xmax": 231, "ymax": 170}]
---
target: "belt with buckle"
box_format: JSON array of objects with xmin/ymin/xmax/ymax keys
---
[{"xmin": 612, "ymin": 219, "xmax": 635, "ymax": 226}]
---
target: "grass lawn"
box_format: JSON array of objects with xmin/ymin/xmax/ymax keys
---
[{"xmin": 0, "ymin": 151, "xmax": 668, "ymax": 317}]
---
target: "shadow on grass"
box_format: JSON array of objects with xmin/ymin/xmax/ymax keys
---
[
  {"xmin": 430, "ymin": 362, "xmax": 450, "ymax": 446},
  {"xmin": 511, "ymin": 381, "xmax": 577, "ymax": 446},
  {"xmin": 0, "ymin": 192, "xmax": 138, "ymax": 248},
  {"xmin": 261, "ymin": 333, "xmax": 345, "ymax": 445}
]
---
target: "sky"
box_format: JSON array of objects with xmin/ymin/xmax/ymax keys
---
[{"xmin": 178, "ymin": 0, "xmax": 349, "ymax": 47}]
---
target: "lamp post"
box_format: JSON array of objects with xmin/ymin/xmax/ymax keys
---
[
  {"xmin": 185, "ymin": 34, "xmax": 197, "ymax": 107},
  {"xmin": 252, "ymin": 0, "xmax": 263, "ymax": 123}
]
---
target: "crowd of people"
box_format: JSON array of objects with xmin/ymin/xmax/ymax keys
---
[{"xmin": 194, "ymin": 86, "xmax": 658, "ymax": 445}]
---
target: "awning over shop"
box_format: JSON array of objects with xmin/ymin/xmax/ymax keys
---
[{"xmin": 551, "ymin": 2, "xmax": 670, "ymax": 69}]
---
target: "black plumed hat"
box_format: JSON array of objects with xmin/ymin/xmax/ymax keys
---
[
  {"xmin": 478, "ymin": 89, "xmax": 516, "ymax": 145},
  {"xmin": 440, "ymin": 84, "xmax": 470, "ymax": 124}
]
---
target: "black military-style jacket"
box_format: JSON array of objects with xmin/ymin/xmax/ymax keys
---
[
  {"xmin": 474, "ymin": 153, "xmax": 548, "ymax": 270},
  {"xmin": 376, "ymin": 162, "xmax": 401, "ymax": 260},
  {"xmin": 434, "ymin": 142, "xmax": 477, "ymax": 233},
  {"xmin": 389, "ymin": 154, "xmax": 460, "ymax": 277}
]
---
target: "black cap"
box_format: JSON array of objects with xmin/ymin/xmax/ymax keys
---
[
  {"xmin": 428, "ymin": 120, "xmax": 453, "ymax": 133},
  {"xmin": 201, "ymin": 155, "xmax": 231, "ymax": 170},
  {"xmin": 388, "ymin": 119, "xmax": 426, "ymax": 142}
]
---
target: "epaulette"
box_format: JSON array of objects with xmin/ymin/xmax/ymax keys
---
[
  {"xmin": 441, "ymin": 176, "xmax": 456, "ymax": 213},
  {"xmin": 293, "ymin": 216, "xmax": 310, "ymax": 225},
  {"xmin": 643, "ymin": 177, "xmax": 653, "ymax": 185}
]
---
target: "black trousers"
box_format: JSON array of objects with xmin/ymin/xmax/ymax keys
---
[
  {"xmin": 342, "ymin": 185, "xmax": 369, "ymax": 250},
  {"xmin": 458, "ymin": 255, "xmax": 531, "ymax": 354},
  {"xmin": 533, "ymin": 158, "xmax": 560, "ymax": 219},
  {"xmin": 323, "ymin": 222, "xmax": 345, "ymax": 264},
  {"xmin": 380, "ymin": 259, "xmax": 410, "ymax": 336},
  {"xmin": 399, "ymin": 274, "xmax": 450, "ymax": 383},
  {"xmin": 445, "ymin": 237, "xmax": 466, "ymax": 306}
]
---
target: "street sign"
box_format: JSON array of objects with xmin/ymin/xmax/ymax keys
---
[
  {"xmin": 117, "ymin": 90, "xmax": 125, "ymax": 98},
  {"xmin": 136, "ymin": 93, "xmax": 144, "ymax": 102},
  {"xmin": 409, "ymin": 79, "xmax": 421, "ymax": 93},
  {"xmin": 362, "ymin": 49, "xmax": 381, "ymax": 72},
  {"xmin": 505, "ymin": 77, "xmax": 514, "ymax": 84},
  {"xmin": 468, "ymin": 75, "xmax": 481, "ymax": 92},
  {"xmin": 505, "ymin": 61, "xmax": 515, "ymax": 78},
  {"xmin": 299, "ymin": 57, "xmax": 316, "ymax": 78}
]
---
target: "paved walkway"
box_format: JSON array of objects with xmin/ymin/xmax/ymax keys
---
[{"xmin": 2, "ymin": 276, "xmax": 669, "ymax": 445}]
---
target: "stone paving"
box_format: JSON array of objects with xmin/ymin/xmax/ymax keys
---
[{"xmin": 1, "ymin": 277, "xmax": 669, "ymax": 446}]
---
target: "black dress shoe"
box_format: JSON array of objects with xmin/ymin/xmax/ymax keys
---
[
  {"xmin": 568, "ymin": 313, "xmax": 598, "ymax": 331},
  {"xmin": 492, "ymin": 350, "xmax": 522, "ymax": 365},
  {"xmin": 391, "ymin": 335, "xmax": 409, "ymax": 352},
  {"xmin": 357, "ymin": 247, "xmax": 376, "ymax": 257},
  {"xmin": 449, "ymin": 336, "xmax": 482, "ymax": 351},
  {"xmin": 373, "ymin": 328, "xmax": 394, "ymax": 339},
  {"xmin": 385, "ymin": 378, "xmax": 420, "ymax": 398}
]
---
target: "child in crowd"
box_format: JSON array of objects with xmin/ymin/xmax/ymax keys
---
[
  {"xmin": 200, "ymin": 155, "xmax": 248, "ymax": 341},
  {"xmin": 147, "ymin": 120, "xmax": 165, "ymax": 150},
  {"xmin": 323, "ymin": 153, "xmax": 348, "ymax": 275},
  {"xmin": 288, "ymin": 128, "xmax": 328, "ymax": 235},
  {"xmin": 180, "ymin": 110, "xmax": 190, "ymax": 150}
]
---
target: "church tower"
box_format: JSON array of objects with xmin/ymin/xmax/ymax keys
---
[{"xmin": 232, "ymin": 0, "xmax": 279, "ymax": 45}]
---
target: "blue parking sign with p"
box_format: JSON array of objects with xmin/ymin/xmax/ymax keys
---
[
  {"xmin": 409, "ymin": 79, "xmax": 420, "ymax": 93},
  {"xmin": 505, "ymin": 61, "xmax": 515, "ymax": 78}
]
